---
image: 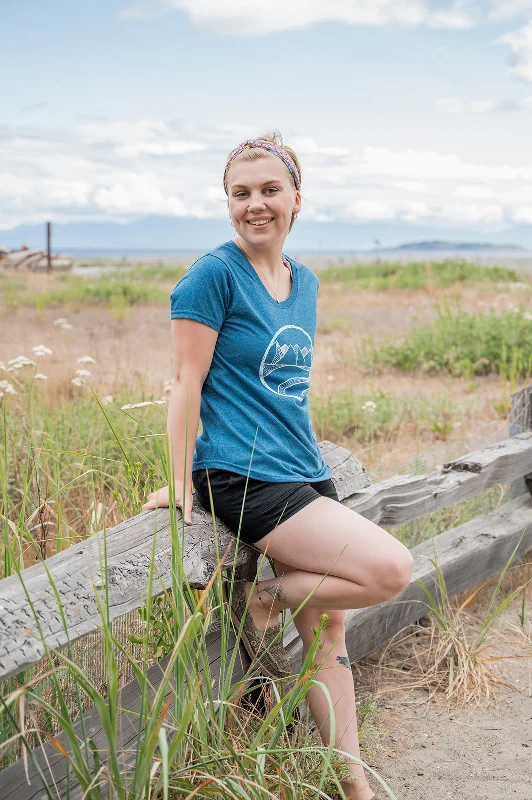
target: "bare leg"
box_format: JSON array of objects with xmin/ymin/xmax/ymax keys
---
[
  {"xmin": 275, "ymin": 560, "xmax": 376, "ymax": 799},
  {"xmin": 236, "ymin": 498, "xmax": 413, "ymax": 799},
  {"xmin": 244, "ymin": 496, "xmax": 414, "ymax": 625}
]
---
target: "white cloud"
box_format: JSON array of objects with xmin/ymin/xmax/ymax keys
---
[
  {"xmin": 514, "ymin": 206, "xmax": 532, "ymax": 222},
  {"xmin": 290, "ymin": 136, "xmax": 350, "ymax": 158},
  {"xmin": 455, "ymin": 185, "xmax": 497, "ymax": 199},
  {"xmin": 435, "ymin": 95, "xmax": 532, "ymax": 112},
  {"xmin": 394, "ymin": 181, "xmax": 429, "ymax": 193},
  {"xmin": 488, "ymin": 1, "xmax": 532, "ymax": 21},
  {"xmin": 353, "ymin": 146, "xmax": 531, "ymax": 180},
  {"xmin": 120, "ymin": 0, "xmax": 477, "ymax": 33},
  {"xmin": 3, "ymin": 119, "xmax": 532, "ymax": 233},
  {"xmin": 501, "ymin": 22, "xmax": 532, "ymax": 83},
  {"xmin": 77, "ymin": 119, "xmax": 207, "ymax": 158}
]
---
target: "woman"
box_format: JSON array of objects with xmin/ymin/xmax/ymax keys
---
[{"xmin": 143, "ymin": 132, "xmax": 414, "ymax": 800}]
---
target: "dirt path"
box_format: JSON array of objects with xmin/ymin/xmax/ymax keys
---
[{"xmin": 355, "ymin": 580, "xmax": 532, "ymax": 799}]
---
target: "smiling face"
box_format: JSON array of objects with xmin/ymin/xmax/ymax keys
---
[{"xmin": 226, "ymin": 154, "xmax": 301, "ymax": 250}]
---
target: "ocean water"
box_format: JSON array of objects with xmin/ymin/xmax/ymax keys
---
[{"xmin": 69, "ymin": 246, "xmax": 532, "ymax": 276}]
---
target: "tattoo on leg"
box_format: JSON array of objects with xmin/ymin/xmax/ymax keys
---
[
  {"xmin": 337, "ymin": 655, "xmax": 351, "ymax": 670},
  {"xmin": 258, "ymin": 583, "xmax": 287, "ymax": 605}
]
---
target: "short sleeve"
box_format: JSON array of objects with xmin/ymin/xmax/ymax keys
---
[{"xmin": 170, "ymin": 255, "xmax": 231, "ymax": 332}]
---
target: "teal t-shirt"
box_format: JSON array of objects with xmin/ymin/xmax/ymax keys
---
[{"xmin": 169, "ymin": 239, "xmax": 332, "ymax": 483}]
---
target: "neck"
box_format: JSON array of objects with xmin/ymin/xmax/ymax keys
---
[{"xmin": 234, "ymin": 236, "xmax": 286, "ymax": 278}]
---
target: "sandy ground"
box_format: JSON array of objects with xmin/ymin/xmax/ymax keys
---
[{"xmin": 354, "ymin": 579, "xmax": 532, "ymax": 800}]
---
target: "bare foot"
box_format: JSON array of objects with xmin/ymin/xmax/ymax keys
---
[{"xmin": 244, "ymin": 581, "xmax": 282, "ymax": 632}]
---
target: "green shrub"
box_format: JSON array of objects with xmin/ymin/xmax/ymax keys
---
[{"xmin": 364, "ymin": 302, "xmax": 532, "ymax": 377}]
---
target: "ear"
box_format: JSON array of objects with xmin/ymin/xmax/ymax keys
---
[{"xmin": 293, "ymin": 189, "xmax": 302, "ymax": 214}]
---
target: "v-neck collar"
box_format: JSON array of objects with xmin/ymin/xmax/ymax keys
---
[{"xmin": 227, "ymin": 239, "xmax": 299, "ymax": 308}]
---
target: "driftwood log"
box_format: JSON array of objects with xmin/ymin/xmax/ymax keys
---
[
  {"xmin": 0, "ymin": 249, "xmax": 44, "ymax": 269},
  {"xmin": 0, "ymin": 249, "xmax": 72, "ymax": 272}
]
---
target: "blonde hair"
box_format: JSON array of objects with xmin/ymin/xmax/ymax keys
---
[{"xmin": 224, "ymin": 130, "xmax": 301, "ymax": 232}]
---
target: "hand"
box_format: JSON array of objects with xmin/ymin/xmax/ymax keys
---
[{"xmin": 142, "ymin": 485, "xmax": 194, "ymax": 525}]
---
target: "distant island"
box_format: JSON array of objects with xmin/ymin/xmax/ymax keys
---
[{"xmin": 387, "ymin": 240, "xmax": 525, "ymax": 252}]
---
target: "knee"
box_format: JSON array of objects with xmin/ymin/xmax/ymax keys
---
[{"xmin": 377, "ymin": 548, "xmax": 414, "ymax": 601}]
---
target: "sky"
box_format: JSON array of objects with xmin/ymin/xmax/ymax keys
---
[{"xmin": 2, "ymin": 0, "xmax": 532, "ymax": 248}]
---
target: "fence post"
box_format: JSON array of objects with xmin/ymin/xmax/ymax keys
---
[{"xmin": 509, "ymin": 385, "xmax": 532, "ymax": 498}]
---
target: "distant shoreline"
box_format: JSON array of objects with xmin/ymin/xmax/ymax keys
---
[
  {"xmin": 64, "ymin": 246, "xmax": 532, "ymax": 274},
  {"xmin": 63, "ymin": 245, "xmax": 532, "ymax": 258}
]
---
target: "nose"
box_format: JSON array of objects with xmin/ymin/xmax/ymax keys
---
[{"xmin": 247, "ymin": 191, "xmax": 267, "ymax": 212}]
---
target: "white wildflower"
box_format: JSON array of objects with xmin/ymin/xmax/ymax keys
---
[
  {"xmin": 71, "ymin": 378, "xmax": 83, "ymax": 387},
  {"xmin": 0, "ymin": 381, "xmax": 16, "ymax": 394},
  {"xmin": 8, "ymin": 356, "xmax": 36, "ymax": 367},
  {"xmin": 77, "ymin": 355, "xmax": 96, "ymax": 364},
  {"xmin": 154, "ymin": 399, "xmax": 166, "ymax": 405},
  {"xmin": 523, "ymin": 311, "xmax": 532, "ymax": 321},
  {"xmin": 327, "ymin": 375, "xmax": 335, "ymax": 382},
  {"xmin": 31, "ymin": 345, "xmax": 53, "ymax": 357},
  {"xmin": 60, "ymin": 323, "xmax": 73, "ymax": 330},
  {"xmin": 163, "ymin": 379, "xmax": 173, "ymax": 393},
  {"xmin": 75, "ymin": 369, "xmax": 91, "ymax": 377},
  {"xmin": 102, "ymin": 395, "xmax": 113, "ymax": 404},
  {"xmin": 130, "ymin": 401, "xmax": 154, "ymax": 408},
  {"xmin": 53, "ymin": 317, "xmax": 69, "ymax": 325},
  {"xmin": 361, "ymin": 400, "xmax": 377, "ymax": 413},
  {"xmin": 121, "ymin": 403, "xmax": 132, "ymax": 410},
  {"xmin": 34, "ymin": 373, "xmax": 48, "ymax": 380}
]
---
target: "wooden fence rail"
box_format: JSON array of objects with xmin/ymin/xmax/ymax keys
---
[
  {"xmin": 1, "ymin": 419, "xmax": 532, "ymax": 797},
  {"xmin": 2, "ymin": 432, "xmax": 532, "ymax": 683}
]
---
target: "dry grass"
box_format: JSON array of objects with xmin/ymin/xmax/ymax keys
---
[{"xmin": 353, "ymin": 551, "xmax": 532, "ymax": 711}]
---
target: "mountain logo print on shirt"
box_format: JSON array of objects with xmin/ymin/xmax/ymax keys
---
[{"xmin": 259, "ymin": 324, "xmax": 313, "ymax": 402}]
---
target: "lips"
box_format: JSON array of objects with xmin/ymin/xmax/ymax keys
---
[{"xmin": 247, "ymin": 217, "xmax": 274, "ymax": 227}]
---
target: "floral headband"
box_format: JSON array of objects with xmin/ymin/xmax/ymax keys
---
[{"xmin": 223, "ymin": 139, "xmax": 301, "ymax": 194}]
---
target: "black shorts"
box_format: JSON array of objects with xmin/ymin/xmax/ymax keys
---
[{"xmin": 192, "ymin": 468, "xmax": 340, "ymax": 545}]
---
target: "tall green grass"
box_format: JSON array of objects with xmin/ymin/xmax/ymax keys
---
[
  {"xmin": 0, "ymin": 265, "xmax": 186, "ymax": 313},
  {"xmin": 310, "ymin": 385, "xmax": 475, "ymax": 447},
  {"xmin": 363, "ymin": 301, "xmax": 532, "ymax": 378},
  {"xmin": 319, "ymin": 260, "xmax": 522, "ymax": 291}
]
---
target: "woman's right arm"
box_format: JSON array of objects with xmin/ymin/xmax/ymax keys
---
[{"xmin": 142, "ymin": 317, "xmax": 219, "ymax": 523}]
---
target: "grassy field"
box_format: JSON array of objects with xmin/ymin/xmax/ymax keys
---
[{"xmin": 1, "ymin": 257, "xmax": 531, "ymax": 798}]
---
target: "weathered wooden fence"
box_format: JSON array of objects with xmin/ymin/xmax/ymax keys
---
[{"xmin": 1, "ymin": 387, "xmax": 532, "ymax": 798}]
